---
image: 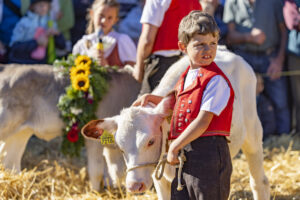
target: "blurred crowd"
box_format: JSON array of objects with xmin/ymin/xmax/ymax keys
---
[{"xmin": 0, "ymin": 0, "xmax": 299, "ymax": 140}]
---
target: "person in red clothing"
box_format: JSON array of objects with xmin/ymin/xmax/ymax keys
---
[
  {"xmin": 133, "ymin": 11, "xmax": 233, "ymax": 200},
  {"xmin": 133, "ymin": 0, "xmax": 201, "ymax": 94}
]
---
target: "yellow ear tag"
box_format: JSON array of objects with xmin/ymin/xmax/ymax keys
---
[{"xmin": 100, "ymin": 130, "xmax": 115, "ymax": 145}]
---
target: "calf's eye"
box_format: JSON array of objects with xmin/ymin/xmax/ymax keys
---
[{"xmin": 148, "ymin": 139, "xmax": 155, "ymax": 147}]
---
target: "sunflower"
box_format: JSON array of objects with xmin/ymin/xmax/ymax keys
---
[
  {"xmin": 71, "ymin": 74, "xmax": 90, "ymax": 92},
  {"xmin": 75, "ymin": 55, "xmax": 92, "ymax": 66},
  {"xmin": 70, "ymin": 64, "xmax": 90, "ymax": 80}
]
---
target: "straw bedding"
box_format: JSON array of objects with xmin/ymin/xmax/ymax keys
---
[{"xmin": 0, "ymin": 134, "xmax": 299, "ymax": 200}]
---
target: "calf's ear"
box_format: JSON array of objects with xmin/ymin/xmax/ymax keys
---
[
  {"xmin": 154, "ymin": 91, "xmax": 176, "ymax": 117},
  {"xmin": 81, "ymin": 116, "xmax": 118, "ymax": 142}
]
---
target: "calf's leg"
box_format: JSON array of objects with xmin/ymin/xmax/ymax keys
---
[
  {"xmin": 1, "ymin": 128, "xmax": 33, "ymax": 172},
  {"xmin": 242, "ymin": 131, "xmax": 270, "ymax": 200},
  {"xmin": 152, "ymin": 174, "xmax": 171, "ymax": 200},
  {"xmin": 85, "ymin": 139, "xmax": 106, "ymax": 190},
  {"xmin": 103, "ymin": 146, "xmax": 126, "ymax": 187}
]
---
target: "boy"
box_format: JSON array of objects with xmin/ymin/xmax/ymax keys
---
[{"xmin": 134, "ymin": 11, "xmax": 234, "ymax": 200}]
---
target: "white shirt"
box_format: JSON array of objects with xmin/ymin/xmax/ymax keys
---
[
  {"xmin": 184, "ymin": 68, "xmax": 231, "ymax": 116},
  {"xmin": 140, "ymin": 0, "xmax": 180, "ymax": 57},
  {"xmin": 72, "ymin": 31, "xmax": 136, "ymax": 64}
]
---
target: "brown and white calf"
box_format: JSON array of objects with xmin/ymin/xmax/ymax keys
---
[
  {"xmin": 0, "ymin": 64, "xmax": 140, "ymax": 190},
  {"xmin": 83, "ymin": 47, "xmax": 270, "ymax": 200}
]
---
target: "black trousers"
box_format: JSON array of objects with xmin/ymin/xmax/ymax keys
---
[{"xmin": 171, "ymin": 136, "xmax": 232, "ymax": 200}]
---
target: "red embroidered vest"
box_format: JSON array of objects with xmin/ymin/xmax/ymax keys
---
[
  {"xmin": 151, "ymin": 0, "xmax": 202, "ymax": 53},
  {"xmin": 169, "ymin": 62, "xmax": 234, "ymax": 140}
]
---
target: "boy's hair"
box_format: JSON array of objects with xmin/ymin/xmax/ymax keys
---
[
  {"xmin": 178, "ymin": 10, "xmax": 220, "ymax": 45},
  {"xmin": 86, "ymin": 0, "xmax": 120, "ymax": 34}
]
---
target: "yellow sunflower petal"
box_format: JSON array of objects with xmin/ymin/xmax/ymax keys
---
[
  {"xmin": 75, "ymin": 55, "xmax": 92, "ymax": 67},
  {"xmin": 70, "ymin": 64, "xmax": 91, "ymax": 81},
  {"xmin": 71, "ymin": 74, "xmax": 90, "ymax": 92}
]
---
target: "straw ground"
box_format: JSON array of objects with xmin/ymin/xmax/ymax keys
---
[{"xmin": 0, "ymin": 134, "xmax": 299, "ymax": 199}]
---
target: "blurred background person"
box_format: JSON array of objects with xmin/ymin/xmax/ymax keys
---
[
  {"xmin": 0, "ymin": 0, "xmax": 23, "ymax": 63},
  {"xmin": 223, "ymin": 0, "xmax": 290, "ymax": 135},
  {"xmin": 283, "ymin": 0, "xmax": 300, "ymax": 135},
  {"xmin": 199, "ymin": 0, "xmax": 228, "ymax": 45},
  {"xmin": 9, "ymin": 0, "xmax": 65, "ymax": 64},
  {"xmin": 133, "ymin": 0, "xmax": 202, "ymax": 94},
  {"xmin": 117, "ymin": 0, "xmax": 144, "ymax": 44},
  {"xmin": 71, "ymin": 0, "xmax": 93, "ymax": 46},
  {"xmin": 256, "ymin": 73, "xmax": 276, "ymax": 140},
  {"xmin": 53, "ymin": 0, "xmax": 74, "ymax": 57}
]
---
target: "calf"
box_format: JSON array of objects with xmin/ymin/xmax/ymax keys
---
[
  {"xmin": 83, "ymin": 47, "xmax": 270, "ymax": 200},
  {"xmin": 0, "ymin": 64, "xmax": 140, "ymax": 190}
]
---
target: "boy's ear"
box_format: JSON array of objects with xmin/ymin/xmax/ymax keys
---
[{"xmin": 178, "ymin": 41, "xmax": 187, "ymax": 53}]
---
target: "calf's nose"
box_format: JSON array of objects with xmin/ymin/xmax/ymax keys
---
[{"xmin": 127, "ymin": 182, "xmax": 146, "ymax": 193}]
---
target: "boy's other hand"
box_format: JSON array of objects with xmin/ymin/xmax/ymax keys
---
[
  {"xmin": 132, "ymin": 93, "xmax": 151, "ymax": 107},
  {"xmin": 132, "ymin": 94, "xmax": 163, "ymax": 107}
]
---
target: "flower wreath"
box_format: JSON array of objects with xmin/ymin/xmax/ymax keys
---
[{"xmin": 54, "ymin": 54, "xmax": 114, "ymax": 157}]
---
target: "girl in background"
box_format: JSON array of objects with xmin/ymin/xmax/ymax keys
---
[{"xmin": 72, "ymin": 0, "xmax": 136, "ymax": 67}]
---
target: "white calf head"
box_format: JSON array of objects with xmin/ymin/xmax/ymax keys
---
[{"xmin": 82, "ymin": 93, "xmax": 175, "ymax": 193}]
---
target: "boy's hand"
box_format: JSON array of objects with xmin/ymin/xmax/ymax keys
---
[
  {"xmin": 132, "ymin": 94, "xmax": 163, "ymax": 107},
  {"xmin": 132, "ymin": 94, "xmax": 151, "ymax": 107},
  {"xmin": 167, "ymin": 144, "xmax": 179, "ymax": 165},
  {"xmin": 97, "ymin": 49, "xmax": 109, "ymax": 66}
]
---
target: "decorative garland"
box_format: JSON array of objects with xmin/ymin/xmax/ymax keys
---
[{"xmin": 54, "ymin": 54, "xmax": 112, "ymax": 157}]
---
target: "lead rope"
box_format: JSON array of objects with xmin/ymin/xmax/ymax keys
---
[
  {"xmin": 177, "ymin": 149, "xmax": 186, "ymax": 191},
  {"xmin": 154, "ymin": 149, "xmax": 186, "ymax": 191},
  {"xmin": 155, "ymin": 154, "xmax": 167, "ymax": 180}
]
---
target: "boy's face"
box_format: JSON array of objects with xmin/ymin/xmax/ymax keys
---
[
  {"xmin": 93, "ymin": 5, "xmax": 118, "ymax": 35},
  {"xmin": 179, "ymin": 33, "xmax": 218, "ymax": 69},
  {"xmin": 32, "ymin": 2, "xmax": 50, "ymax": 16}
]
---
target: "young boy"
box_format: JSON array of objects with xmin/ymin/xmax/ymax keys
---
[{"xmin": 134, "ymin": 11, "xmax": 234, "ymax": 200}]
